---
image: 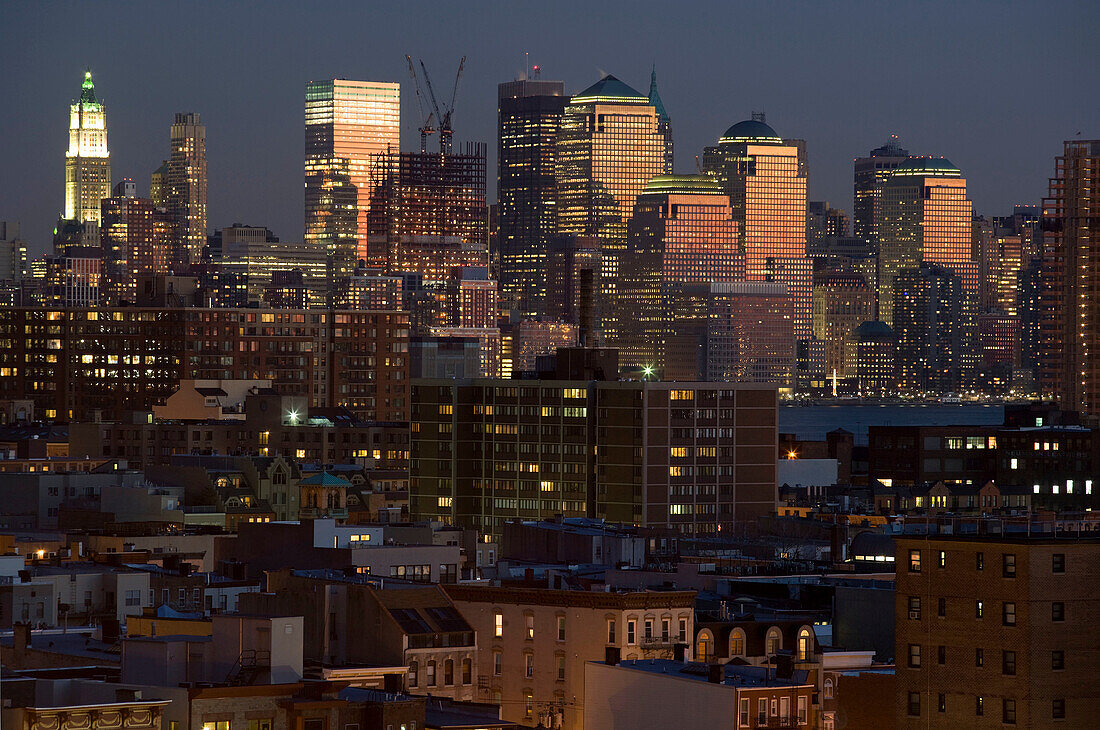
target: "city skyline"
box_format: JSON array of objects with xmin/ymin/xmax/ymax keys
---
[{"xmin": 3, "ymin": 1, "xmax": 1097, "ymax": 253}]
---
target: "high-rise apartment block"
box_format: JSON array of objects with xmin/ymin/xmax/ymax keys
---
[
  {"xmin": 618, "ymin": 175, "xmax": 742, "ymax": 373},
  {"xmin": 64, "ymin": 72, "xmax": 111, "ymax": 226},
  {"xmin": 410, "ymin": 380, "xmax": 778, "ymax": 539},
  {"xmin": 894, "ymin": 534, "xmax": 1100, "ymax": 728},
  {"xmin": 99, "ymin": 182, "xmax": 173, "ymax": 305},
  {"xmin": 878, "ymin": 157, "xmax": 974, "ymax": 326},
  {"xmin": 702, "ymin": 116, "xmax": 813, "ymax": 340},
  {"xmin": 497, "ymin": 79, "xmax": 566, "ymax": 317},
  {"xmin": 555, "ymin": 75, "xmax": 665, "ymax": 342},
  {"xmin": 163, "ymin": 112, "xmax": 207, "ymax": 266},
  {"xmin": 1040, "ymin": 140, "xmax": 1100, "ymax": 413},
  {"xmin": 894, "ymin": 263, "xmax": 962, "ymax": 393},
  {"xmin": 812, "ymin": 272, "xmax": 875, "ymax": 379},
  {"xmin": 304, "ymin": 79, "xmax": 400, "ymax": 277},
  {"xmin": 0, "ymin": 222, "xmax": 28, "ymax": 286},
  {"xmin": 853, "ymin": 136, "xmax": 909, "ymax": 244}
]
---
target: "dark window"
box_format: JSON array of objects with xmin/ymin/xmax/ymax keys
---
[
  {"xmin": 937, "ymin": 597, "xmax": 946, "ymax": 617},
  {"xmin": 1003, "ymin": 602, "xmax": 1016, "ymax": 626},
  {"xmin": 1003, "ymin": 699, "xmax": 1016, "ymax": 724},
  {"xmin": 975, "ymin": 648, "xmax": 984, "ymax": 667},
  {"xmin": 937, "ymin": 694, "xmax": 946, "ymax": 713},
  {"xmin": 1002, "ymin": 650, "xmax": 1016, "ymax": 675},
  {"xmin": 1052, "ymin": 699, "xmax": 1065, "ymax": 719},
  {"xmin": 1052, "ymin": 553, "xmax": 1065, "ymax": 573},
  {"xmin": 907, "ymin": 692, "xmax": 920, "ymax": 716},
  {"xmin": 908, "ymin": 644, "xmax": 921, "ymax": 668},
  {"xmin": 937, "ymin": 645, "xmax": 946, "ymax": 665},
  {"xmin": 1003, "ymin": 553, "xmax": 1016, "ymax": 577},
  {"xmin": 1052, "ymin": 602, "xmax": 1065, "ymax": 622},
  {"xmin": 975, "ymin": 551, "xmax": 984, "ymax": 570},
  {"xmin": 1052, "ymin": 650, "xmax": 1064, "ymax": 670},
  {"xmin": 908, "ymin": 596, "xmax": 921, "ymax": 619}
]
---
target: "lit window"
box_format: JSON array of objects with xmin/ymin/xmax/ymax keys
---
[{"xmin": 494, "ymin": 611, "xmax": 503, "ymax": 638}]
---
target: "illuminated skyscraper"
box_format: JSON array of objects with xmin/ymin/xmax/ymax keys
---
[
  {"xmin": 164, "ymin": 112, "xmax": 207, "ymax": 267},
  {"xmin": 702, "ymin": 115, "xmax": 813, "ymax": 339},
  {"xmin": 99, "ymin": 181, "xmax": 172, "ymax": 306},
  {"xmin": 877, "ymin": 157, "xmax": 974, "ymax": 327},
  {"xmin": 852, "ymin": 136, "xmax": 909, "ymax": 244},
  {"xmin": 555, "ymin": 75, "xmax": 665, "ymax": 342},
  {"xmin": 619, "ymin": 175, "xmax": 742, "ymax": 372},
  {"xmin": 812, "ymin": 271, "xmax": 876, "ymax": 379},
  {"xmin": 304, "ymin": 79, "xmax": 400, "ymax": 276},
  {"xmin": 64, "ymin": 72, "xmax": 111, "ymax": 226},
  {"xmin": 894, "ymin": 262, "xmax": 962, "ymax": 393},
  {"xmin": 1040, "ymin": 139, "xmax": 1100, "ymax": 413},
  {"xmin": 497, "ymin": 78, "xmax": 566, "ymax": 317},
  {"xmin": 648, "ymin": 67, "xmax": 674, "ymax": 174}
]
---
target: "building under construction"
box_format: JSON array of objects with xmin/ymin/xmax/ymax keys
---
[{"xmin": 367, "ymin": 143, "xmax": 488, "ymax": 279}]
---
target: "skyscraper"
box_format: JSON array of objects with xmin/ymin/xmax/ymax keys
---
[
  {"xmin": 894, "ymin": 262, "xmax": 962, "ymax": 394},
  {"xmin": 497, "ymin": 78, "xmax": 566, "ymax": 318},
  {"xmin": 64, "ymin": 72, "xmax": 110, "ymax": 226},
  {"xmin": 648, "ymin": 67, "xmax": 674, "ymax": 174},
  {"xmin": 164, "ymin": 112, "xmax": 207, "ymax": 267},
  {"xmin": 853, "ymin": 136, "xmax": 909, "ymax": 244},
  {"xmin": 877, "ymin": 157, "xmax": 974, "ymax": 327},
  {"xmin": 555, "ymin": 75, "xmax": 665, "ymax": 344},
  {"xmin": 702, "ymin": 116, "xmax": 813, "ymax": 339},
  {"xmin": 1040, "ymin": 139, "xmax": 1100, "ymax": 413},
  {"xmin": 618, "ymin": 175, "xmax": 742, "ymax": 372},
  {"xmin": 812, "ymin": 271, "xmax": 875, "ymax": 379},
  {"xmin": 99, "ymin": 181, "xmax": 172, "ymax": 306},
  {"xmin": 304, "ymin": 79, "xmax": 400, "ymax": 278}
]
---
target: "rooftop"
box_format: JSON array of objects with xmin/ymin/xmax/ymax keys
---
[
  {"xmin": 890, "ymin": 156, "xmax": 962, "ymax": 178},
  {"xmin": 611, "ymin": 659, "xmax": 811, "ymax": 688},
  {"xmin": 641, "ymin": 174, "xmax": 722, "ymax": 196},
  {"xmin": 571, "ymin": 74, "xmax": 649, "ymax": 105},
  {"xmin": 719, "ymin": 118, "xmax": 782, "ymax": 145}
]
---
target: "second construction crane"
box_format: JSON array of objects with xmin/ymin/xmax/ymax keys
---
[{"xmin": 405, "ymin": 54, "xmax": 465, "ymax": 155}]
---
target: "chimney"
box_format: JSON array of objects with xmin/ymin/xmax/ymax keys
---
[
  {"xmin": 707, "ymin": 664, "xmax": 723, "ymax": 684},
  {"xmin": 604, "ymin": 646, "xmax": 620, "ymax": 666},
  {"xmin": 13, "ymin": 623, "xmax": 31, "ymax": 655}
]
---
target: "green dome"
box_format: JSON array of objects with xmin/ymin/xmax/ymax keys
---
[
  {"xmin": 572, "ymin": 74, "xmax": 649, "ymax": 105},
  {"xmin": 719, "ymin": 119, "xmax": 782, "ymax": 145},
  {"xmin": 642, "ymin": 174, "xmax": 722, "ymax": 195},
  {"xmin": 891, "ymin": 156, "xmax": 961, "ymax": 178}
]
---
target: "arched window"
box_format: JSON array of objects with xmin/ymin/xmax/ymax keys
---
[
  {"xmin": 696, "ymin": 630, "xmax": 714, "ymax": 662},
  {"xmin": 823, "ymin": 677, "xmax": 834, "ymax": 699},
  {"xmin": 461, "ymin": 657, "xmax": 472, "ymax": 684},
  {"xmin": 444, "ymin": 658, "xmax": 454, "ymax": 685},
  {"xmin": 729, "ymin": 628, "xmax": 746, "ymax": 657},
  {"xmin": 798, "ymin": 627, "xmax": 813, "ymax": 661},
  {"xmin": 766, "ymin": 628, "xmax": 782, "ymax": 657}
]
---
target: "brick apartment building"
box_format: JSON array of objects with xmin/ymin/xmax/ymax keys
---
[
  {"xmin": 894, "ymin": 533, "xmax": 1100, "ymax": 727},
  {"xmin": 411, "ymin": 380, "xmax": 778, "ymax": 538}
]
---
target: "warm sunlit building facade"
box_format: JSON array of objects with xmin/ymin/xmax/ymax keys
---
[
  {"xmin": 164, "ymin": 112, "xmax": 207, "ymax": 267},
  {"xmin": 618, "ymin": 175, "xmax": 742, "ymax": 372},
  {"xmin": 702, "ymin": 116, "xmax": 813, "ymax": 340},
  {"xmin": 812, "ymin": 271, "xmax": 876, "ymax": 379},
  {"xmin": 304, "ymin": 79, "xmax": 400, "ymax": 276},
  {"xmin": 852, "ymin": 136, "xmax": 909, "ymax": 245},
  {"xmin": 555, "ymin": 75, "xmax": 665, "ymax": 343},
  {"xmin": 65, "ymin": 72, "xmax": 111, "ymax": 225},
  {"xmin": 877, "ymin": 157, "xmax": 974, "ymax": 326}
]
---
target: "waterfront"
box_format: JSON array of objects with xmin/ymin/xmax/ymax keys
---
[{"xmin": 779, "ymin": 403, "xmax": 1008, "ymax": 444}]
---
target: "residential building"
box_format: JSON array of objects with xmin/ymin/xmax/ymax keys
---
[
  {"xmin": 410, "ymin": 380, "xmax": 778, "ymax": 538},
  {"xmin": 894, "ymin": 533, "xmax": 1100, "ymax": 728},
  {"xmin": 893, "ymin": 263, "xmax": 962, "ymax": 394},
  {"xmin": 854, "ymin": 321, "xmax": 897, "ymax": 394},
  {"xmin": 99, "ymin": 185, "xmax": 173, "ymax": 305},
  {"xmin": 445, "ymin": 584, "xmax": 695, "ymax": 730},
  {"xmin": 812, "ymin": 272, "xmax": 875, "ymax": 379}
]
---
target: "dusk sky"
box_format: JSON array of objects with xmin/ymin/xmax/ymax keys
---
[{"xmin": 3, "ymin": 0, "xmax": 1097, "ymax": 254}]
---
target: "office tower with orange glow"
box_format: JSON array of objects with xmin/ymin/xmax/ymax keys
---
[
  {"xmin": 618, "ymin": 175, "xmax": 742, "ymax": 372},
  {"xmin": 555, "ymin": 75, "xmax": 666, "ymax": 343},
  {"xmin": 65, "ymin": 72, "xmax": 111, "ymax": 227},
  {"xmin": 304, "ymin": 79, "xmax": 400, "ymax": 280},
  {"xmin": 163, "ymin": 112, "xmax": 207, "ymax": 267},
  {"xmin": 702, "ymin": 115, "xmax": 813, "ymax": 339},
  {"xmin": 877, "ymin": 157, "xmax": 974, "ymax": 327},
  {"xmin": 852, "ymin": 136, "xmax": 909, "ymax": 245},
  {"xmin": 1040, "ymin": 140, "xmax": 1100, "ymax": 413},
  {"xmin": 497, "ymin": 78, "xmax": 566, "ymax": 318},
  {"xmin": 99, "ymin": 181, "xmax": 172, "ymax": 306}
]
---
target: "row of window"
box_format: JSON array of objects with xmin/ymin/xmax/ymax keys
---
[
  {"xmin": 908, "ymin": 693, "xmax": 1068, "ymax": 721},
  {"xmin": 909, "ymin": 548, "xmax": 1067, "ymax": 575},
  {"xmin": 407, "ymin": 658, "xmax": 471, "ymax": 688},
  {"xmin": 907, "ymin": 595, "xmax": 1066, "ymax": 622}
]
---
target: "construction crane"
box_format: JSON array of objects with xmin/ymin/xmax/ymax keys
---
[
  {"xmin": 405, "ymin": 55, "xmax": 435, "ymax": 154},
  {"xmin": 411, "ymin": 55, "xmax": 465, "ymax": 155}
]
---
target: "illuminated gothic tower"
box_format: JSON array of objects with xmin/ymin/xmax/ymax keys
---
[{"xmin": 64, "ymin": 71, "xmax": 111, "ymax": 225}]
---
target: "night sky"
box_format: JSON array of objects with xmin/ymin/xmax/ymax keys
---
[{"xmin": 3, "ymin": 1, "xmax": 1097, "ymax": 255}]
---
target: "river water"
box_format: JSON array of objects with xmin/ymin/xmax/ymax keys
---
[{"xmin": 779, "ymin": 403, "xmax": 1006, "ymax": 445}]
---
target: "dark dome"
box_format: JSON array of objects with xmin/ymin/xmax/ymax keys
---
[
  {"xmin": 855, "ymin": 321, "xmax": 896, "ymax": 340},
  {"xmin": 719, "ymin": 119, "xmax": 782, "ymax": 145}
]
